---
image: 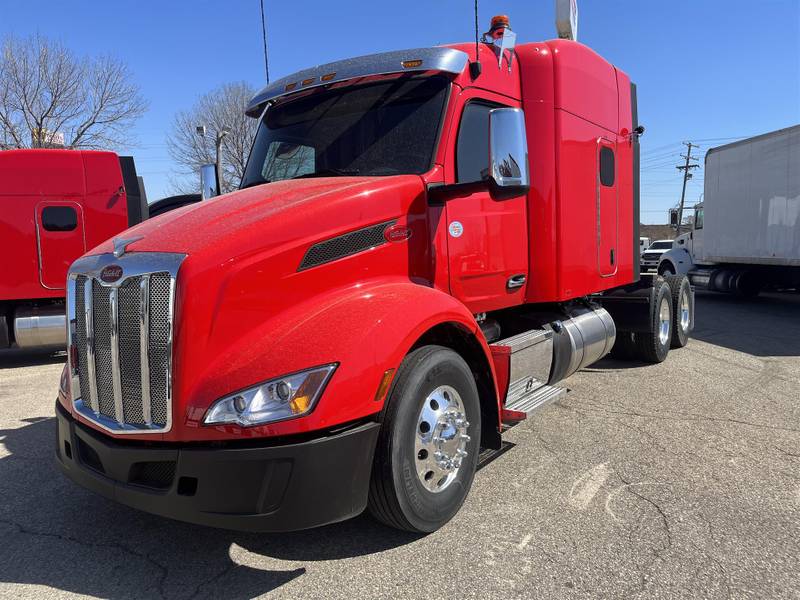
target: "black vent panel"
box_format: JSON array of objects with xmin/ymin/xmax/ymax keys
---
[
  {"xmin": 128, "ymin": 461, "xmax": 177, "ymax": 490},
  {"xmin": 299, "ymin": 220, "xmax": 395, "ymax": 271}
]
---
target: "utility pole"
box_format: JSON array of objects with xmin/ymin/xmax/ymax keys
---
[{"xmin": 676, "ymin": 142, "xmax": 700, "ymax": 234}]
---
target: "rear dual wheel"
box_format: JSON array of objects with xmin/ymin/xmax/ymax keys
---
[
  {"xmin": 368, "ymin": 345, "xmax": 481, "ymax": 533},
  {"xmin": 634, "ymin": 278, "xmax": 673, "ymax": 363},
  {"xmin": 664, "ymin": 274, "xmax": 692, "ymax": 348}
]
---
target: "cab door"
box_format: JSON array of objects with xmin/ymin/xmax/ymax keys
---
[
  {"xmin": 597, "ymin": 139, "xmax": 618, "ymax": 276},
  {"xmin": 35, "ymin": 201, "xmax": 86, "ymax": 290},
  {"xmin": 443, "ymin": 92, "xmax": 528, "ymax": 313}
]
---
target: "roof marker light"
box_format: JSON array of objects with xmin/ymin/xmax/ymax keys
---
[
  {"xmin": 401, "ymin": 59, "xmax": 423, "ymax": 68},
  {"xmin": 321, "ymin": 72, "xmax": 336, "ymax": 81},
  {"xmin": 301, "ymin": 77, "xmax": 315, "ymax": 86},
  {"xmin": 285, "ymin": 82, "xmax": 297, "ymax": 91}
]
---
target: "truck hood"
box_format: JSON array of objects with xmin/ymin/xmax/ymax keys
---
[{"xmin": 91, "ymin": 175, "xmax": 424, "ymax": 261}]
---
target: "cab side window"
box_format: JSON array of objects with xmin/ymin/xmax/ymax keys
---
[
  {"xmin": 599, "ymin": 147, "xmax": 615, "ymax": 187},
  {"xmin": 695, "ymin": 207, "xmax": 704, "ymax": 229},
  {"xmin": 41, "ymin": 206, "xmax": 77, "ymax": 232},
  {"xmin": 456, "ymin": 102, "xmax": 495, "ymax": 183}
]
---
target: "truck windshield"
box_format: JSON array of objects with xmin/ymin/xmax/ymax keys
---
[
  {"xmin": 241, "ymin": 76, "xmax": 449, "ymax": 188},
  {"xmin": 649, "ymin": 241, "xmax": 673, "ymax": 250}
]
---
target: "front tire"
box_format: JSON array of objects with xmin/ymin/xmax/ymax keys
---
[{"xmin": 368, "ymin": 345, "xmax": 481, "ymax": 533}]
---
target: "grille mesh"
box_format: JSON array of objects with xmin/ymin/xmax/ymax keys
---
[
  {"xmin": 149, "ymin": 274, "xmax": 171, "ymax": 426},
  {"xmin": 72, "ymin": 268, "xmax": 174, "ymax": 431},
  {"xmin": 118, "ymin": 277, "xmax": 144, "ymax": 424},
  {"xmin": 74, "ymin": 276, "xmax": 91, "ymax": 405},
  {"xmin": 298, "ymin": 220, "xmax": 395, "ymax": 270},
  {"xmin": 92, "ymin": 281, "xmax": 115, "ymax": 418}
]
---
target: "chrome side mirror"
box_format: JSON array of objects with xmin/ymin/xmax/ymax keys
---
[
  {"xmin": 200, "ymin": 164, "xmax": 219, "ymax": 200},
  {"xmin": 489, "ymin": 108, "xmax": 529, "ymax": 196}
]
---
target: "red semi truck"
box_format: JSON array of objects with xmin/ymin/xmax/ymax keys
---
[
  {"xmin": 55, "ymin": 17, "xmax": 694, "ymax": 533},
  {"xmin": 1, "ymin": 150, "xmax": 148, "ymax": 350}
]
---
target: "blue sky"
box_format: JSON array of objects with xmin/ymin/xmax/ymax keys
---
[{"xmin": 2, "ymin": 1, "xmax": 798, "ymax": 223}]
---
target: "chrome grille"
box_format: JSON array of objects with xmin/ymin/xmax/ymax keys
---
[
  {"xmin": 67, "ymin": 253, "xmax": 184, "ymax": 434},
  {"xmin": 92, "ymin": 281, "xmax": 116, "ymax": 418},
  {"xmin": 148, "ymin": 274, "xmax": 171, "ymax": 426}
]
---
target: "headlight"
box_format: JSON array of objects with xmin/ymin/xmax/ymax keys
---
[{"xmin": 203, "ymin": 364, "xmax": 337, "ymax": 427}]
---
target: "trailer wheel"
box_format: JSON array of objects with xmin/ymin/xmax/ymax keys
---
[
  {"xmin": 634, "ymin": 279, "xmax": 673, "ymax": 363},
  {"xmin": 368, "ymin": 345, "xmax": 481, "ymax": 533},
  {"xmin": 665, "ymin": 274, "xmax": 692, "ymax": 348}
]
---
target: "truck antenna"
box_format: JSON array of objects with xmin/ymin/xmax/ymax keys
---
[
  {"xmin": 260, "ymin": 0, "xmax": 270, "ymax": 83},
  {"xmin": 469, "ymin": 0, "xmax": 482, "ymax": 79}
]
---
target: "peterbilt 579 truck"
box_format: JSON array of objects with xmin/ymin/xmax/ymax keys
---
[{"xmin": 55, "ymin": 16, "xmax": 694, "ymax": 533}]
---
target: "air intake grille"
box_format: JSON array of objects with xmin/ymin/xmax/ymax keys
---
[
  {"xmin": 298, "ymin": 220, "xmax": 395, "ymax": 270},
  {"xmin": 70, "ymin": 267, "xmax": 175, "ymax": 432}
]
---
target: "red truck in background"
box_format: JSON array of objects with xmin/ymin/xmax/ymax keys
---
[
  {"xmin": 1, "ymin": 150, "xmax": 148, "ymax": 350},
  {"xmin": 1, "ymin": 149, "xmax": 202, "ymax": 351},
  {"xmin": 55, "ymin": 16, "xmax": 695, "ymax": 534}
]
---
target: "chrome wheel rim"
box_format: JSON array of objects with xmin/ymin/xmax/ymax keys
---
[
  {"xmin": 414, "ymin": 385, "xmax": 470, "ymax": 493},
  {"xmin": 658, "ymin": 296, "xmax": 671, "ymax": 345},
  {"xmin": 679, "ymin": 288, "xmax": 690, "ymax": 333}
]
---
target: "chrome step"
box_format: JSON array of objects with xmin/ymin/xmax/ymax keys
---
[{"xmin": 504, "ymin": 376, "xmax": 566, "ymax": 415}]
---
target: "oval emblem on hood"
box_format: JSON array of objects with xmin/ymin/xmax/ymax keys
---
[
  {"xmin": 100, "ymin": 265, "xmax": 123, "ymax": 283},
  {"xmin": 384, "ymin": 224, "xmax": 412, "ymax": 243}
]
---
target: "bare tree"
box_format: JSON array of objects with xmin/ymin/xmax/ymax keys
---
[
  {"xmin": 167, "ymin": 82, "xmax": 258, "ymax": 194},
  {"xmin": 0, "ymin": 35, "xmax": 147, "ymax": 150}
]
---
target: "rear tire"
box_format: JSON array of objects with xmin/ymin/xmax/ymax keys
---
[
  {"xmin": 665, "ymin": 274, "xmax": 692, "ymax": 348},
  {"xmin": 368, "ymin": 345, "xmax": 481, "ymax": 533},
  {"xmin": 633, "ymin": 279, "xmax": 673, "ymax": 363}
]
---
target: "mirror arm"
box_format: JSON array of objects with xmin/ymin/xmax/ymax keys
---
[{"xmin": 426, "ymin": 180, "xmax": 489, "ymax": 204}]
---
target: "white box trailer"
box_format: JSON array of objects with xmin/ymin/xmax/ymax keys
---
[
  {"xmin": 701, "ymin": 125, "xmax": 800, "ymax": 265},
  {"xmin": 663, "ymin": 125, "xmax": 800, "ymax": 295}
]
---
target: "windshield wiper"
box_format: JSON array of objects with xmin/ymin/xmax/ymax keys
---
[{"xmin": 291, "ymin": 168, "xmax": 360, "ymax": 179}]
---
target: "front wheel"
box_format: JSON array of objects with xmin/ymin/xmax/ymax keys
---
[{"xmin": 368, "ymin": 345, "xmax": 481, "ymax": 533}]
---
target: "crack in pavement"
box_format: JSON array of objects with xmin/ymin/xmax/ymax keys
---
[{"xmin": 0, "ymin": 516, "xmax": 170, "ymax": 599}]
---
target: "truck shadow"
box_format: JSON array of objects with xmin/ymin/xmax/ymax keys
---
[
  {"xmin": 0, "ymin": 348, "xmax": 66, "ymax": 369},
  {"xmin": 0, "ymin": 417, "xmax": 420, "ymax": 599},
  {"xmin": 690, "ymin": 291, "xmax": 800, "ymax": 357}
]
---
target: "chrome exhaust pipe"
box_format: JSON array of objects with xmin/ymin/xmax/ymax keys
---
[{"xmin": 13, "ymin": 306, "xmax": 66, "ymax": 349}]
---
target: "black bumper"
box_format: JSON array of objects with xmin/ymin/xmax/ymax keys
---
[{"xmin": 55, "ymin": 402, "xmax": 380, "ymax": 532}]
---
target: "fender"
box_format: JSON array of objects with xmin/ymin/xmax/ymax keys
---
[
  {"xmin": 175, "ymin": 279, "xmax": 500, "ymax": 441},
  {"xmin": 658, "ymin": 247, "xmax": 692, "ymax": 276}
]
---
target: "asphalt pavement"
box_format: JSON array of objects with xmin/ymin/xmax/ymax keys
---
[{"xmin": 0, "ymin": 291, "xmax": 798, "ymax": 599}]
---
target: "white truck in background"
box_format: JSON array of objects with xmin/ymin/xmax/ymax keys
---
[{"xmin": 659, "ymin": 125, "xmax": 800, "ymax": 296}]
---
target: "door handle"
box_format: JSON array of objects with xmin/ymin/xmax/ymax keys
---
[{"xmin": 507, "ymin": 274, "xmax": 526, "ymax": 290}]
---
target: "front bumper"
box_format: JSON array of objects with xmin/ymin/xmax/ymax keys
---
[
  {"xmin": 55, "ymin": 402, "xmax": 380, "ymax": 532},
  {"xmin": 641, "ymin": 260, "xmax": 659, "ymax": 272}
]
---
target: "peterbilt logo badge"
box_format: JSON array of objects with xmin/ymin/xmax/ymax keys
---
[
  {"xmin": 100, "ymin": 265, "xmax": 123, "ymax": 283},
  {"xmin": 384, "ymin": 224, "xmax": 412, "ymax": 243}
]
